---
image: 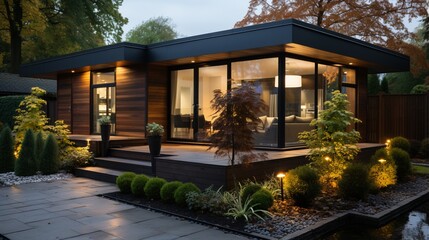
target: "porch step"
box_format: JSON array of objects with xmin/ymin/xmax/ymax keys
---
[
  {"xmin": 74, "ymin": 166, "xmax": 123, "ymax": 183},
  {"xmin": 94, "ymin": 157, "xmax": 152, "ymax": 174},
  {"xmin": 109, "ymin": 148, "xmax": 152, "ymax": 161}
]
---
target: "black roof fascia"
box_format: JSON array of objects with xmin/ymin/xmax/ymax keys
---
[{"xmin": 20, "ymin": 42, "xmax": 147, "ymax": 77}]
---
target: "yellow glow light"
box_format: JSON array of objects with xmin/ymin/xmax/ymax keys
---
[
  {"xmin": 378, "ymin": 158, "xmax": 387, "ymax": 164},
  {"xmin": 276, "ymin": 172, "xmax": 286, "ymax": 178}
]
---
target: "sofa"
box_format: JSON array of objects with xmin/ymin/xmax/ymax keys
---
[{"xmin": 254, "ymin": 115, "xmax": 313, "ymax": 145}]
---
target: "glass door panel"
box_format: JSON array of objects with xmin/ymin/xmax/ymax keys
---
[
  {"xmin": 171, "ymin": 69, "xmax": 194, "ymax": 140},
  {"xmin": 93, "ymin": 87, "xmax": 116, "ymax": 134}
]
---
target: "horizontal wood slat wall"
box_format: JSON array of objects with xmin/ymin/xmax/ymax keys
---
[
  {"xmin": 367, "ymin": 93, "xmax": 429, "ymax": 142},
  {"xmin": 116, "ymin": 66, "xmax": 146, "ymax": 137},
  {"xmin": 72, "ymin": 72, "xmax": 90, "ymax": 134},
  {"xmin": 57, "ymin": 75, "xmax": 72, "ymax": 127},
  {"xmin": 147, "ymin": 65, "xmax": 168, "ymax": 140}
]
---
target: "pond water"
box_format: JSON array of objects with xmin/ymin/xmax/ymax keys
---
[{"xmin": 323, "ymin": 201, "xmax": 429, "ymax": 240}]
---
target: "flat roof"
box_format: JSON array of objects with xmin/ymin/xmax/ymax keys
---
[{"xmin": 20, "ymin": 19, "xmax": 409, "ymax": 78}]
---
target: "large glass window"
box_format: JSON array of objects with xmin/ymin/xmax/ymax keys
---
[
  {"xmin": 92, "ymin": 71, "xmax": 116, "ymax": 134},
  {"xmin": 318, "ymin": 64, "xmax": 340, "ymax": 110},
  {"xmin": 171, "ymin": 69, "xmax": 194, "ymax": 139},
  {"xmin": 198, "ymin": 65, "xmax": 227, "ymax": 141},
  {"xmin": 342, "ymin": 68, "xmax": 357, "ymax": 119},
  {"xmin": 232, "ymin": 58, "xmax": 278, "ymax": 147},
  {"xmin": 284, "ymin": 58, "xmax": 316, "ymax": 143}
]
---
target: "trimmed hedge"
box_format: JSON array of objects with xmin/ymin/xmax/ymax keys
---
[
  {"xmin": 131, "ymin": 174, "xmax": 150, "ymax": 197},
  {"xmin": 160, "ymin": 181, "xmax": 183, "ymax": 202},
  {"xmin": 0, "ymin": 126, "xmax": 15, "ymax": 173},
  {"xmin": 390, "ymin": 148, "xmax": 411, "ymax": 181},
  {"xmin": 0, "ymin": 95, "xmax": 25, "ymax": 129},
  {"xmin": 339, "ymin": 164, "xmax": 371, "ymax": 200},
  {"xmin": 390, "ymin": 136, "xmax": 410, "ymax": 153},
  {"xmin": 284, "ymin": 165, "xmax": 321, "ymax": 207},
  {"xmin": 174, "ymin": 183, "xmax": 201, "ymax": 206},
  {"xmin": 116, "ymin": 172, "xmax": 137, "ymax": 193},
  {"xmin": 144, "ymin": 177, "xmax": 167, "ymax": 200}
]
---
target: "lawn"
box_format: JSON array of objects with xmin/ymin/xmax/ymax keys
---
[{"xmin": 412, "ymin": 165, "xmax": 429, "ymax": 175}]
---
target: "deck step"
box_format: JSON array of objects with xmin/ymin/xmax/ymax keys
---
[
  {"xmin": 74, "ymin": 166, "xmax": 123, "ymax": 183},
  {"xmin": 94, "ymin": 157, "xmax": 152, "ymax": 174},
  {"xmin": 109, "ymin": 148, "xmax": 152, "ymax": 161}
]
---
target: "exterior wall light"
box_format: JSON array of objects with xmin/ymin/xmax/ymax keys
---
[{"xmin": 276, "ymin": 172, "xmax": 286, "ymax": 201}]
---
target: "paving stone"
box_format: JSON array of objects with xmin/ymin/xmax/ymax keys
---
[
  {"xmin": 105, "ymin": 222, "xmax": 163, "ymax": 240},
  {"xmin": 179, "ymin": 228, "xmax": 250, "ymax": 240},
  {"xmin": 0, "ymin": 219, "xmax": 32, "ymax": 234},
  {"xmin": 5, "ymin": 225, "xmax": 80, "ymax": 240},
  {"xmin": 110, "ymin": 208, "xmax": 161, "ymax": 223},
  {"xmin": 64, "ymin": 230, "xmax": 123, "ymax": 240}
]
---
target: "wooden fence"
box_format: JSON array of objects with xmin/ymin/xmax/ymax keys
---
[{"xmin": 366, "ymin": 93, "xmax": 429, "ymax": 143}]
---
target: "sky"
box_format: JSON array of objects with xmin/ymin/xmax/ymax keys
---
[{"xmin": 119, "ymin": 0, "xmax": 422, "ymax": 40}]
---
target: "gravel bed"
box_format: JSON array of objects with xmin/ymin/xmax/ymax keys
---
[
  {"xmin": 0, "ymin": 171, "xmax": 73, "ymax": 186},
  {"xmin": 246, "ymin": 175, "xmax": 429, "ymax": 238}
]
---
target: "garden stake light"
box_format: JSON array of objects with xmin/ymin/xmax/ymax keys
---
[
  {"xmin": 86, "ymin": 138, "xmax": 91, "ymax": 147},
  {"xmin": 378, "ymin": 158, "xmax": 387, "ymax": 164},
  {"xmin": 277, "ymin": 172, "xmax": 286, "ymax": 201}
]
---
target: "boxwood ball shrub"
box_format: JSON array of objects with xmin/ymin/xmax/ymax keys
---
[
  {"xmin": 390, "ymin": 148, "xmax": 411, "ymax": 181},
  {"xmin": 420, "ymin": 138, "xmax": 429, "ymax": 158},
  {"xmin": 116, "ymin": 172, "xmax": 137, "ymax": 194},
  {"xmin": 371, "ymin": 148, "xmax": 389, "ymax": 162},
  {"xmin": 174, "ymin": 183, "xmax": 201, "ymax": 206},
  {"xmin": 284, "ymin": 165, "xmax": 321, "ymax": 207},
  {"xmin": 131, "ymin": 174, "xmax": 150, "ymax": 197},
  {"xmin": 144, "ymin": 177, "xmax": 167, "ymax": 200},
  {"xmin": 390, "ymin": 136, "xmax": 410, "ymax": 153},
  {"xmin": 338, "ymin": 164, "xmax": 371, "ymax": 200},
  {"xmin": 160, "ymin": 181, "xmax": 183, "ymax": 202},
  {"xmin": 241, "ymin": 183, "xmax": 262, "ymax": 202},
  {"xmin": 251, "ymin": 188, "xmax": 274, "ymax": 210},
  {"xmin": 409, "ymin": 139, "xmax": 421, "ymax": 158}
]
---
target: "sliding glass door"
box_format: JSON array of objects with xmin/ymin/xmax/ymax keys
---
[{"xmin": 92, "ymin": 71, "xmax": 116, "ymax": 134}]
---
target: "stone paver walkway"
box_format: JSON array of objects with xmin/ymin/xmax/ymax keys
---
[{"xmin": 0, "ymin": 178, "xmax": 247, "ymax": 240}]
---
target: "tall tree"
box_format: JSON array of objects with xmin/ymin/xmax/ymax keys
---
[
  {"xmin": 380, "ymin": 77, "xmax": 389, "ymax": 94},
  {"xmin": 0, "ymin": 0, "xmax": 127, "ymax": 73},
  {"xmin": 367, "ymin": 74, "xmax": 380, "ymax": 95},
  {"xmin": 236, "ymin": 0, "xmax": 428, "ymax": 75},
  {"xmin": 125, "ymin": 17, "xmax": 178, "ymax": 44}
]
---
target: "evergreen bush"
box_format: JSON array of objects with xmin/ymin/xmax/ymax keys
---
[
  {"xmin": 131, "ymin": 174, "xmax": 150, "ymax": 197},
  {"xmin": 144, "ymin": 177, "xmax": 167, "ymax": 200},
  {"xmin": 251, "ymin": 188, "xmax": 274, "ymax": 210},
  {"xmin": 0, "ymin": 126, "xmax": 15, "ymax": 173},
  {"xmin": 116, "ymin": 172, "xmax": 136, "ymax": 193},
  {"xmin": 15, "ymin": 129, "xmax": 37, "ymax": 176},
  {"xmin": 35, "ymin": 132, "xmax": 45, "ymax": 171},
  {"xmin": 409, "ymin": 139, "xmax": 421, "ymax": 158},
  {"xmin": 160, "ymin": 181, "xmax": 183, "ymax": 202},
  {"xmin": 174, "ymin": 183, "xmax": 201, "ymax": 206},
  {"xmin": 420, "ymin": 138, "xmax": 429, "ymax": 158},
  {"xmin": 0, "ymin": 95, "xmax": 24, "ymax": 128},
  {"xmin": 241, "ymin": 183, "xmax": 262, "ymax": 202},
  {"xmin": 390, "ymin": 148, "xmax": 411, "ymax": 181},
  {"xmin": 338, "ymin": 164, "xmax": 371, "ymax": 200},
  {"xmin": 39, "ymin": 134, "xmax": 59, "ymax": 175},
  {"xmin": 371, "ymin": 148, "xmax": 389, "ymax": 162},
  {"xmin": 390, "ymin": 136, "xmax": 410, "ymax": 153},
  {"xmin": 284, "ymin": 165, "xmax": 321, "ymax": 207},
  {"xmin": 369, "ymin": 159, "xmax": 396, "ymax": 190}
]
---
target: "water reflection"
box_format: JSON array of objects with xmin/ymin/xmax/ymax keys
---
[{"xmin": 324, "ymin": 201, "xmax": 429, "ymax": 240}]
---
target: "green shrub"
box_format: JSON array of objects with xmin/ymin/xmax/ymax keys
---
[
  {"xmin": 160, "ymin": 181, "xmax": 183, "ymax": 202},
  {"xmin": 390, "ymin": 148, "xmax": 411, "ymax": 181},
  {"xmin": 116, "ymin": 172, "xmax": 136, "ymax": 193},
  {"xmin": 15, "ymin": 129, "xmax": 37, "ymax": 176},
  {"xmin": 39, "ymin": 134, "xmax": 59, "ymax": 175},
  {"xmin": 338, "ymin": 164, "xmax": 371, "ymax": 200},
  {"xmin": 0, "ymin": 95, "xmax": 24, "ymax": 129},
  {"xmin": 284, "ymin": 165, "xmax": 321, "ymax": 207},
  {"xmin": 251, "ymin": 188, "xmax": 274, "ymax": 210},
  {"xmin": 369, "ymin": 159, "xmax": 396, "ymax": 190},
  {"xmin": 0, "ymin": 126, "xmax": 15, "ymax": 173},
  {"xmin": 241, "ymin": 183, "xmax": 262, "ymax": 202},
  {"xmin": 186, "ymin": 186, "xmax": 227, "ymax": 214},
  {"xmin": 420, "ymin": 138, "xmax": 429, "ymax": 158},
  {"xmin": 144, "ymin": 177, "xmax": 167, "ymax": 200},
  {"xmin": 59, "ymin": 146, "xmax": 93, "ymax": 172},
  {"xmin": 34, "ymin": 132, "xmax": 44, "ymax": 170},
  {"xmin": 371, "ymin": 148, "xmax": 389, "ymax": 162},
  {"xmin": 174, "ymin": 183, "xmax": 201, "ymax": 206},
  {"xmin": 131, "ymin": 174, "xmax": 150, "ymax": 197},
  {"xmin": 390, "ymin": 136, "xmax": 410, "ymax": 153},
  {"xmin": 409, "ymin": 139, "xmax": 421, "ymax": 158},
  {"xmin": 224, "ymin": 192, "xmax": 272, "ymax": 222}
]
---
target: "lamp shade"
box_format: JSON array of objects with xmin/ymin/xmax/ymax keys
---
[{"xmin": 275, "ymin": 75, "xmax": 302, "ymax": 88}]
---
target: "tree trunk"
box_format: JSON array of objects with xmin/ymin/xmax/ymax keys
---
[{"xmin": 3, "ymin": 0, "xmax": 23, "ymax": 73}]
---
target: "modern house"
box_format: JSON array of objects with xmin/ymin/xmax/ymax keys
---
[{"xmin": 20, "ymin": 19, "xmax": 409, "ymax": 149}]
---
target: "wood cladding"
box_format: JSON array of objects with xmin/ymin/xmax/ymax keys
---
[
  {"xmin": 147, "ymin": 65, "xmax": 168, "ymax": 140},
  {"xmin": 57, "ymin": 75, "xmax": 72, "ymax": 127},
  {"xmin": 115, "ymin": 66, "xmax": 147, "ymax": 137},
  {"xmin": 71, "ymin": 72, "xmax": 91, "ymax": 134}
]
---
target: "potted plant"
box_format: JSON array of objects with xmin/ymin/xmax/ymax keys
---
[
  {"xmin": 98, "ymin": 116, "xmax": 111, "ymax": 156},
  {"xmin": 146, "ymin": 122, "xmax": 164, "ymax": 156}
]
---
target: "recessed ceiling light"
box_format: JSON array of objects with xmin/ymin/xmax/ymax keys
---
[
  {"xmin": 71, "ymin": 70, "xmax": 75, "ymax": 73},
  {"xmin": 191, "ymin": 60, "xmax": 195, "ymax": 63},
  {"xmin": 349, "ymin": 62, "xmax": 353, "ymax": 65}
]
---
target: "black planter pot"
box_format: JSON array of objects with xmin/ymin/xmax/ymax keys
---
[
  {"xmin": 100, "ymin": 124, "xmax": 111, "ymax": 157},
  {"xmin": 148, "ymin": 135, "xmax": 162, "ymax": 156}
]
